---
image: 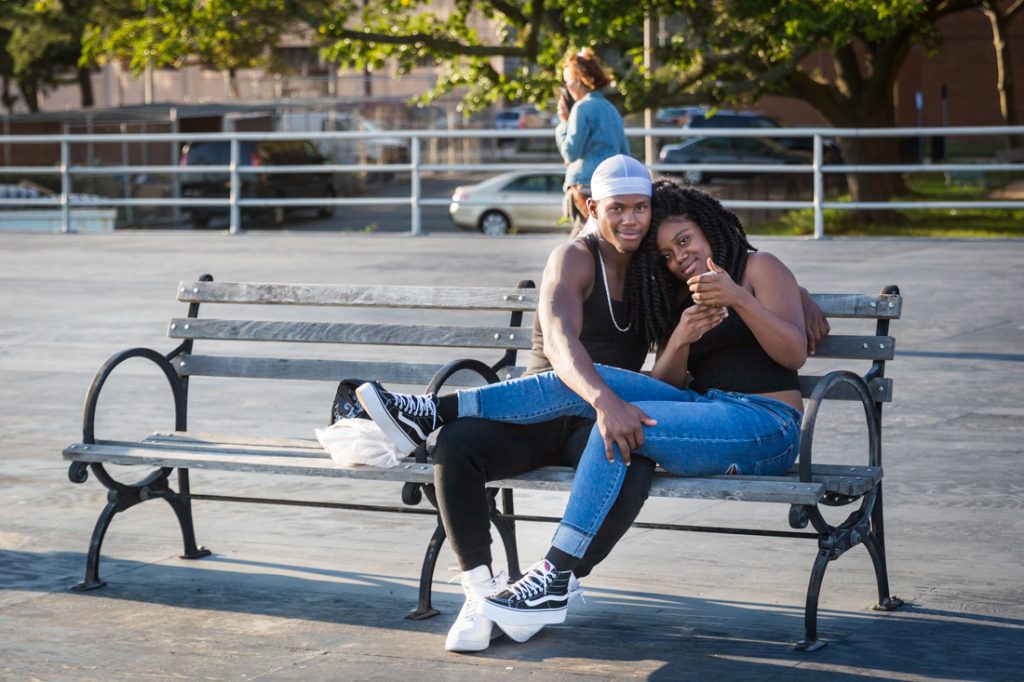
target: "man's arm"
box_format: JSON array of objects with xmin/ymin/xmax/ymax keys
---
[
  {"xmin": 799, "ymin": 287, "xmax": 830, "ymax": 355},
  {"xmin": 538, "ymin": 242, "xmax": 654, "ymax": 464}
]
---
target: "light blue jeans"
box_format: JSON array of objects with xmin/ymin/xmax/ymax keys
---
[{"xmin": 456, "ymin": 365, "xmax": 802, "ymax": 558}]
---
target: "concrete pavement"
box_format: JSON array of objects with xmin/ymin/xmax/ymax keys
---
[{"xmin": 1, "ymin": 231, "xmax": 1022, "ymax": 681}]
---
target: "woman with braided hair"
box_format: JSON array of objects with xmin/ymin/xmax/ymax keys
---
[{"xmin": 358, "ymin": 177, "xmax": 816, "ymax": 631}]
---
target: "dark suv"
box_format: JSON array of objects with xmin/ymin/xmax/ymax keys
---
[
  {"xmin": 179, "ymin": 140, "xmax": 336, "ymax": 228},
  {"xmin": 683, "ymin": 110, "xmax": 842, "ymax": 162}
]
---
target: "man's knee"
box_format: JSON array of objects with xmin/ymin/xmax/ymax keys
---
[{"xmin": 431, "ymin": 419, "xmax": 495, "ymax": 470}]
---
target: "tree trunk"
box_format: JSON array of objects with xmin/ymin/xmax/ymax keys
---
[
  {"xmin": 983, "ymin": 4, "xmax": 1023, "ymax": 148},
  {"xmin": 1, "ymin": 75, "xmax": 17, "ymax": 114},
  {"xmin": 227, "ymin": 68, "xmax": 240, "ymax": 100},
  {"xmin": 841, "ymin": 135, "xmax": 908, "ymax": 200},
  {"xmin": 18, "ymin": 80, "xmax": 40, "ymax": 113},
  {"xmin": 77, "ymin": 67, "xmax": 94, "ymax": 109}
]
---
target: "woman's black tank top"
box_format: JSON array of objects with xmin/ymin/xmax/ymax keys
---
[
  {"xmin": 686, "ymin": 301, "xmax": 800, "ymax": 394},
  {"xmin": 525, "ymin": 235, "xmax": 647, "ymax": 375}
]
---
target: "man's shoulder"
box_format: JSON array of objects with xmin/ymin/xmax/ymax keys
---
[{"xmin": 545, "ymin": 238, "xmax": 595, "ymax": 287}]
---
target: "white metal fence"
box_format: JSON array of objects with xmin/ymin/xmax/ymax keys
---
[{"xmin": 1, "ymin": 125, "xmax": 1022, "ymax": 237}]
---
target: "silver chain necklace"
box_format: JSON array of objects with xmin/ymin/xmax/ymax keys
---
[{"xmin": 596, "ymin": 246, "xmax": 632, "ymax": 333}]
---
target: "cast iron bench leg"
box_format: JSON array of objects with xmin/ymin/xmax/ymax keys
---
[
  {"xmin": 493, "ymin": 488, "xmax": 521, "ymax": 581},
  {"xmin": 865, "ymin": 487, "xmax": 904, "ymax": 612},
  {"xmin": 71, "ymin": 499, "xmax": 119, "ymax": 591},
  {"xmin": 407, "ymin": 518, "xmax": 446, "ymax": 620},
  {"xmin": 795, "ymin": 548, "xmax": 831, "ymax": 652},
  {"xmin": 167, "ymin": 470, "xmax": 211, "ymax": 560}
]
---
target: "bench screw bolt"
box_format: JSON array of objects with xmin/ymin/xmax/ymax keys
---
[
  {"xmin": 503, "ymin": 295, "xmax": 510, "ymax": 301},
  {"xmin": 180, "ymin": 361, "xmax": 186, "ymax": 367},
  {"xmin": 508, "ymin": 334, "xmax": 515, "ymax": 340},
  {"xmin": 888, "ymin": 302, "xmax": 894, "ymax": 308},
  {"xmin": 171, "ymin": 324, "xmax": 177, "ymax": 330},
  {"xmin": 193, "ymin": 287, "xmax": 199, "ymax": 293},
  {"xmin": 870, "ymin": 302, "xmax": 877, "ymax": 307},
  {"xmin": 863, "ymin": 343, "xmax": 868, "ymax": 349},
  {"xmin": 518, "ymin": 295, "xmax": 525, "ymax": 301},
  {"xmin": 879, "ymin": 343, "xmax": 884, "ymax": 349},
  {"xmin": 180, "ymin": 287, "xmax": 186, "ymax": 293},
  {"xmin": 494, "ymin": 333, "xmax": 500, "ymax": 340}
]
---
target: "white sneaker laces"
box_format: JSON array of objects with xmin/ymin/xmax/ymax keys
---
[
  {"xmin": 507, "ymin": 563, "xmax": 555, "ymax": 600},
  {"xmin": 394, "ymin": 393, "xmax": 437, "ymax": 423}
]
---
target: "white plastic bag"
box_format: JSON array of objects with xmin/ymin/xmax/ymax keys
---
[{"xmin": 315, "ymin": 418, "xmax": 404, "ymax": 468}]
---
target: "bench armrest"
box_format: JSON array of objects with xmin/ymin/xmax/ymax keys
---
[
  {"xmin": 426, "ymin": 358, "xmax": 502, "ymax": 394},
  {"xmin": 797, "ymin": 369, "xmax": 881, "ymax": 484},
  {"xmin": 82, "ymin": 347, "xmax": 187, "ymax": 445},
  {"xmin": 400, "ymin": 358, "xmax": 503, "ymax": 506}
]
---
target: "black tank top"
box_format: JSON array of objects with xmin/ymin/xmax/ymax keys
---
[
  {"xmin": 686, "ymin": 302, "xmax": 800, "ymax": 394},
  {"xmin": 525, "ymin": 234, "xmax": 647, "ymax": 375}
]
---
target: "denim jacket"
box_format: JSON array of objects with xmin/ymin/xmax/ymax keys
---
[{"xmin": 555, "ymin": 90, "xmax": 630, "ymax": 189}]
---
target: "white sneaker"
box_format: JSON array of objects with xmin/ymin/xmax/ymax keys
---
[
  {"xmin": 444, "ymin": 565, "xmax": 504, "ymax": 652},
  {"xmin": 495, "ymin": 572, "xmax": 583, "ymax": 643}
]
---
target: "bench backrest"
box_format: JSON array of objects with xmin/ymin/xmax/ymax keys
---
[{"xmin": 169, "ymin": 276, "xmax": 901, "ymax": 405}]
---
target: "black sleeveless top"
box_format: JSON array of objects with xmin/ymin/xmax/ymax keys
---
[
  {"xmin": 525, "ymin": 234, "xmax": 648, "ymax": 375},
  {"xmin": 686, "ymin": 301, "xmax": 800, "ymax": 394}
]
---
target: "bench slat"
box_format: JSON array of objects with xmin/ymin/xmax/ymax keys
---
[
  {"xmin": 63, "ymin": 443, "xmax": 862, "ymax": 505},
  {"xmin": 68, "ymin": 436, "xmax": 880, "ymax": 502},
  {"xmin": 65, "ymin": 442, "xmax": 436, "ymax": 482},
  {"xmin": 176, "ymin": 355, "xmax": 521, "ymax": 386},
  {"xmin": 169, "ymin": 320, "xmax": 891, "ymax": 361},
  {"xmin": 176, "ymin": 282, "xmax": 898, "ymax": 320},
  {"xmin": 177, "ymin": 282, "xmax": 538, "ymax": 311},
  {"xmin": 144, "ymin": 432, "xmax": 883, "ymax": 495},
  {"xmin": 810, "ymin": 335, "xmax": 895, "ymax": 360},
  {"xmin": 800, "ymin": 375, "xmax": 892, "ymax": 402},
  {"xmin": 492, "ymin": 468, "xmax": 824, "ymax": 504},
  {"xmin": 178, "ymin": 354, "xmax": 890, "ymax": 401},
  {"xmin": 168, "ymin": 319, "xmax": 534, "ymax": 350},
  {"xmin": 810, "ymin": 293, "xmax": 901, "ymax": 319}
]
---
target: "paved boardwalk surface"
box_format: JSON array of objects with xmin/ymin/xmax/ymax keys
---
[{"xmin": 1, "ymin": 232, "xmax": 1022, "ymax": 681}]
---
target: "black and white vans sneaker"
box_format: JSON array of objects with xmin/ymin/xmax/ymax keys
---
[
  {"xmin": 355, "ymin": 383, "xmax": 440, "ymax": 454},
  {"xmin": 482, "ymin": 560, "xmax": 571, "ymax": 626}
]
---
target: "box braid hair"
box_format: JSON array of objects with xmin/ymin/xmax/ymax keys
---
[{"xmin": 628, "ymin": 179, "xmax": 757, "ymax": 350}]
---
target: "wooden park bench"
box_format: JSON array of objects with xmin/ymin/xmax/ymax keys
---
[{"xmin": 63, "ymin": 275, "xmax": 903, "ymax": 651}]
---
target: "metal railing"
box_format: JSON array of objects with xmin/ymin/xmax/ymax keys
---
[{"xmin": 1, "ymin": 125, "xmax": 1022, "ymax": 237}]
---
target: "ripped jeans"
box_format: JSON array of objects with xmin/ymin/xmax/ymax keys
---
[{"xmin": 456, "ymin": 365, "xmax": 801, "ymax": 558}]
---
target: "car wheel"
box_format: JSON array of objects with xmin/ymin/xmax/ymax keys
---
[
  {"xmin": 318, "ymin": 186, "xmax": 336, "ymax": 218},
  {"xmin": 684, "ymin": 169, "xmax": 704, "ymax": 185},
  {"xmin": 479, "ymin": 210, "xmax": 510, "ymax": 236}
]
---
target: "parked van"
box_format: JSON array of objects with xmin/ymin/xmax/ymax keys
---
[{"xmin": 179, "ymin": 140, "xmax": 336, "ymax": 228}]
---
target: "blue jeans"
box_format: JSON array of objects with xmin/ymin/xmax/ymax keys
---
[{"xmin": 457, "ymin": 365, "xmax": 802, "ymax": 558}]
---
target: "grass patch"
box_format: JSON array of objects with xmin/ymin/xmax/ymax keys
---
[{"xmin": 752, "ymin": 170, "xmax": 1024, "ymax": 237}]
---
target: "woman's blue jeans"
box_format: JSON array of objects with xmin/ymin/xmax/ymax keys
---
[{"xmin": 457, "ymin": 365, "xmax": 802, "ymax": 559}]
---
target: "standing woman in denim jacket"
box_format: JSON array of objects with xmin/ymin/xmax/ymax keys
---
[{"xmin": 557, "ymin": 48, "xmax": 631, "ymax": 236}]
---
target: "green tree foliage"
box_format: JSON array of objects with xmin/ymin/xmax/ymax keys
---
[
  {"xmin": 0, "ymin": 0, "xmax": 131, "ymax": 111},
  {"xmin": 80, "ymin": 0, "xmax": 993, "ymax": 203}
]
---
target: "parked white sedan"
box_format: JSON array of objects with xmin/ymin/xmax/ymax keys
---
[{"xmin": 449, "ymin": 171, "xmax": 566, "ymax": 235}]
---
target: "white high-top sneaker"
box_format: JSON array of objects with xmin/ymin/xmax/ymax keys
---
[{"xmin": 444, "ymin": 565, "xmax": 503, "ymax": 652}]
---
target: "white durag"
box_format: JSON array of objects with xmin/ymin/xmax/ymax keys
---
[{"xmin": 581, "ymin": 154, "xmax": 653, "ymax": 234}]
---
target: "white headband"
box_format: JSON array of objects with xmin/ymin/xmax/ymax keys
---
[{"xmin": 589, "ymin": 155, "xmax": 652, "ymax": 201}]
